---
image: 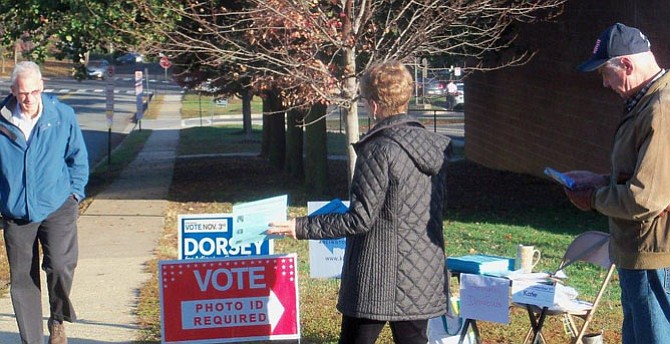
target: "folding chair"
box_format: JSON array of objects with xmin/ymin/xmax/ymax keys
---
[{"xmin": 514, "ymin": 231, "xmax": 616, "ymax": 344}]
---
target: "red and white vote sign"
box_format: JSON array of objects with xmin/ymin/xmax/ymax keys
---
[{"xmin": 159, "ymin": 254, "xmax": 300, "ymax": 343}]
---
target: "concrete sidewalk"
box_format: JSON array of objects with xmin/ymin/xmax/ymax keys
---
[{"xmin": 0, "ymin": 95, "xmax": 183, "ymax": 343}]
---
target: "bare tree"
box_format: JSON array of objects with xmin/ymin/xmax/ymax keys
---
[{"xmin": 130, "ymin": 0, "xmax": 565, "ymax": 179}]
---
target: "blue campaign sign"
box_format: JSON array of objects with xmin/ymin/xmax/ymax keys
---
[
  {"xmin": 178, "ymin": 214, "xmax": 272, "ymax": 260},
  {"xmin": 321, "ymin": 239, "xmax": 346, "ymax": 254},
  {"xmin": 307, "ymin": 200, "xmax": 349, "ymax": 278}
]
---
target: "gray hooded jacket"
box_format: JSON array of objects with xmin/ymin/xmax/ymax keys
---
[{"xmin": 296, "ymin": 114, "xmax": 450, "ymax": 320}]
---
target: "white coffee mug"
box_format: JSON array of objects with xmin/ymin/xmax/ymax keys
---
[{"xmin": 515, "ymin": 244, "xmax": 541, "ymax": 273}]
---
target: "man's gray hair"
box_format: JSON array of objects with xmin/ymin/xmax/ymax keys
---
[
  {"xmin": 604, "ymin": 57, "xmax": 625, "ymax": 69},
  {"xmin": 11, "ymin": 61, "xmax": 42, "ymax": 88}
]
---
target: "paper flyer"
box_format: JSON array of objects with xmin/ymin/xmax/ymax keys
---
[{"xmin": 231, "ymin": 195, "xmax": 287, "ymax": 247}]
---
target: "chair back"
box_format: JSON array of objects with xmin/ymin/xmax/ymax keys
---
[
  {"xmin": 519, "ymin": 231, "xmax": 615, "ymax": 344},
  {"xmin": 558, "ymin": 231, "xmax": 611, "ymax": 272}
]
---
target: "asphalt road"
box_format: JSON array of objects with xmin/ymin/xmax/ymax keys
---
[
  {"xmin": 0, "ymin": 70, "xmax": 182, "ymax": 168},
  {"xmin": 0, "ymin": 66, "xmax": 464, "ymax": 167}
]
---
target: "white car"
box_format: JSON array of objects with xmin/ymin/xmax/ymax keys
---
[
  {"xmin": 86, "ymin": 60, "xmax": 110, "ymax": 79},
  {"xmin": 447, "ymin": 82, "xmax": 465, "ymax": 111},
  {"xmin": 115, "ymin": 52, "xmax": 144, "ymax": 64},
  {"xmin": 454, "ymin": 82, "xmax": 465, "ymax": 109}
]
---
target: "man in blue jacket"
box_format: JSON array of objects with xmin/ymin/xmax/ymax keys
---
[{"xmin": 0, "ymin": 61, "xmax": 88, "ymax": 344}]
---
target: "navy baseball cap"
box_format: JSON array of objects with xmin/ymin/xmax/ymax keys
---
[{"xmin": 578, "ymin": 23, "xmax": 651, "ymax": 72}]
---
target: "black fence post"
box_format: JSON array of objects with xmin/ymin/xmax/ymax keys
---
[{"xmin": 339, "ymin": 107, "xmax": 343, "ymax": 134}]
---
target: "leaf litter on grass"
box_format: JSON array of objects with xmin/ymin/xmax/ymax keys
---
[{"xmin": 135, "ymin": 153, "xmax": 621, "ymax": 343}]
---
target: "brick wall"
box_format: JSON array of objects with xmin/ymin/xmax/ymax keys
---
[{"xmin": 465, "ymin": 0, "xmax": 670, "ymax": 177}]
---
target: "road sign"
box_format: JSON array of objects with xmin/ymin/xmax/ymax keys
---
[
  {"xmin": 159, "ymin": 254, "xmax": 301, "ymax": 343},
  {"xmin": 106, "ymin": 65, "xmax": 115, "ymax": 79},
  {"xmin": 160, "ymin": 56, "xmax": 172, "ymax": 69},
  {"xmin": 135, "ymin": 71, "xmax": 144, "ymax": 121},
  {"xmin": 105, "ymin": 66, "xmax": 115, "ymax": 128}
]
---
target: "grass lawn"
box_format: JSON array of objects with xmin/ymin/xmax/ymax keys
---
[
  {"xmin": 0, "ymin": 92, "xmax": 622, "ymax": 343},
  {"xmin": 180, "ymin": 92, "xmax": 264, "ymax": 119},
  {"xmin": 133, "ymin": 119, "xmax": 623, "ymax": 343}
]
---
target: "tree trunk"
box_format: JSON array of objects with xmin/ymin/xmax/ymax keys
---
[
  {"xmin": 261, "ymin": 90, "xmax": 286, "ymax": 169},
  {"xmin": 304, "ymin": 103, "xmax": 329, "ymax": 195},
  {"xmin": 261, "ymin": 97, "xmax": 270, "ymax": 159},
  {"xmin": 342, "ymin": 47, "xmax": 360, "ymax": 183},
  {"xmin": 14, "ymin": 40, "xmax": 19, "ymax": 64},
  {"xmin": 1, "ymin": 45, "xmax": 5, "ymax": 75},
  {"xmin": 242, "ymin": 87, "xmax": 253, "ymax": 141},
  {"xmin": 285, "ymin": 109, "xmax": 304, "ymax": 179}
]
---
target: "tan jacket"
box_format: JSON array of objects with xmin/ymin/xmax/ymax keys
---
[{"xmin": 593, "ymin": 71, "xmax": 670, "ymax": 269}]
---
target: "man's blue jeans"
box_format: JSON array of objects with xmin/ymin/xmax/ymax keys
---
[{"xmin": 619, "ymin": 267, "xmax": 670, "ymax": 344}]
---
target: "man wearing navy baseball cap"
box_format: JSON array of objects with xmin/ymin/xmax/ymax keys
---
[
  {"xmin": 562, "ymin": 23, "xmax": 670, "ymax": 344},
  {"xmin": 577, "ymin": 23, "xmax": 651, "ymax": 72}
]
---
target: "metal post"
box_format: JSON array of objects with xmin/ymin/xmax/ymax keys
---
[
  {"xmin": 107, "ymin": 128, "xmax": 112, "ymax": 165},
  {"xmin": 145, "ymin": 68, "xmax": 150, "ymax": 96},
  {"xmin": 199, "ymin": 92, "xmax": 203, "ymax": 126},
  {"xmin": 339, "ymin": 107, "xmax": 343, "ymax": 133},
  {"xmin": 433, "ymin": 110, "xmax": 437, "ymax": 133},
  {"xmin": 144, "ymin": 68, "xmax": 151, "ymax": 131},
  {"xmin": 414, "ymin": 57, "xmax": 419, "ymax": 106}
]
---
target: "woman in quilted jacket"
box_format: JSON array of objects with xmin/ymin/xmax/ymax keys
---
[{"xmin": 268, "ymin": 60, "xmax": 451, "ymax": 344}]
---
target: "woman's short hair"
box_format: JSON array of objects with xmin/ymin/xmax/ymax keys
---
[
  {"xmin": 11, "ymin": 61, "xmax": 42, "ymax": 88},
  {"xmin": 360, "ymin": 60, "xmax": 413, "ymax": 115}
]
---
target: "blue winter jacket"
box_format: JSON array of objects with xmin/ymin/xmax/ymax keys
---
[{"xmin": 0, "ymin": 93, "xmax": 88, "ymax": 222}]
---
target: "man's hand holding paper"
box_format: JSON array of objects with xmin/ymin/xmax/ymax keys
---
[{"xmin": 563, "ymin": 170, "xmax": 608, "ymax": 211}]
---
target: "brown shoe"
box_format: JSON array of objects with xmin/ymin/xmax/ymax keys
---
[{"xmin": 47, "ymin": 319, "xmax": 68, "ymax": 344}]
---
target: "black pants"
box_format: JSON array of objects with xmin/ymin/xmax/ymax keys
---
[
  {"xmin": 338, "ymin": 315, "xmax": 428, "ymax": 344},
  {"xmin": 3, "ymin": 196, "xmax": 79, "ymax": 344}
]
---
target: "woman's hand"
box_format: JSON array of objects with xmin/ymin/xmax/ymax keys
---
[{"xmin": 266, "ymin": 219, "xmax": 297, "ymax": 239}]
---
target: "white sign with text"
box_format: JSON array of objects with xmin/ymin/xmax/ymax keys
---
[
  {"xmin": 459, "ymin": 273, "xmax": 510, "ymax": 324},
  {"xmin": 511, "ymin": 281, "xmax": 556, "ymax": 308}
]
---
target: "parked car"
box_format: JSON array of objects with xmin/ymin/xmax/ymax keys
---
[
  {"xmin": 115, "ymin": 52, "xmax": 144, "ymax": 64},
  {"xmin": 86, "ymin": 60, "xmax": 110, "ymax": 79},
  {"xmin": 196, "ymin": 79, "xmax": 221, "ymax": 93},
  {"xmin": 448, "ymin": 82, "xmax": 465, "ymax": 111},
  {"xmin": 423, "ymin": 79, "xmax": 447, "ymax": 96},
  {"xmin": 454, "ymin": 82, "xmax": 465, "ymax": 111}
]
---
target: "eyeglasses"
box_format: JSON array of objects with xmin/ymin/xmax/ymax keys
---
[{"xmin": 16, "ymin": 89, "xmax": 41, "ymax": 99}]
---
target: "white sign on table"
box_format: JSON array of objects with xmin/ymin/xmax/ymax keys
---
[
  {"xmin": 511, "ymin": 281, "xmax": 556, "ymax": 308},
  {"xmin": 459, "ymin": 273, "xmax": 510, "ymax": 324}
]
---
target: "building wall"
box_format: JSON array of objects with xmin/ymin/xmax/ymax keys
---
[{"xmin": 465, "ymin": 1, "xmax": 670, "ymax": 176}]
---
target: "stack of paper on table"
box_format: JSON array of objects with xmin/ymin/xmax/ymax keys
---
[{"xmin": 447, "ymin": 254, "xmax": 512, "ymax": 275}]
